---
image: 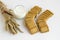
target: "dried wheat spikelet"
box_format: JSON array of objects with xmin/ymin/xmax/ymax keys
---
[{"xmin": 0, "ymin": 1, "xmax": 23, "ymax": 34}]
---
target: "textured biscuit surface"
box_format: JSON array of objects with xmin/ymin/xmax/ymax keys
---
[
  {"xmin": 25, "ymin": 6, "xmax": 42, "ymax": 34},
  {"xmin": 37, "ymin": 20, "xmax": 49, "ymax": 33},
  {"xmin": 37, "ymin": 10, "xmax": 53, "ymax": 21},
  {"xmin": 37, "ymin": 10, "xmax": 53, "ymax": 33}
]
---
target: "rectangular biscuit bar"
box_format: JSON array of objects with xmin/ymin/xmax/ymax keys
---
[
  {"xmin": 25, "ymin": 6, "xmax": 42, "ymax": 18},
  {"xmin": 37, "ymin": 20, "xmax": 49, "ymax": 33},
  {"xmin": 37, "ymin": 10, "xmax": 53, "ymax": 21}
]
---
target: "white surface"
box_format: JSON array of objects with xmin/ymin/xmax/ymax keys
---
[{"xmin": 0, "ymin": 0, "xmax": 60, "ymax": 40}]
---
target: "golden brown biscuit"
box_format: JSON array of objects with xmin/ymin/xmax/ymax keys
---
[
  {"xmin": 37, "ymin": 10, "xmax": 53, "ymax": 33},
  {"xmin": 37, "ymin": 10, "xmax": 53, "ymax": 21},
  {"xmin": 37, "ymin": 20, "xmax": 49, "ymax": 33},
  {"xmin": 25, "ymin": 6, "xmax": 42, "ymax": 34}
]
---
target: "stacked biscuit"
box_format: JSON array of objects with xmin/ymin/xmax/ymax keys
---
[
  {"xmin": 25, "ymin": 6, "xmax": 42, "ymax": 34},
  {"xmin": 25, "ymin": 6, "xmax": 53, "ymax": 34},
  {"xmin": 37, "ymin": 10, "xmax": 53, "ymax": 33}
]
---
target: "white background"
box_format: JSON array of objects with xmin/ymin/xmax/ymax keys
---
[{"xmin": 0, "ymin": 0, "xmax": 60, "ymax": 40}]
